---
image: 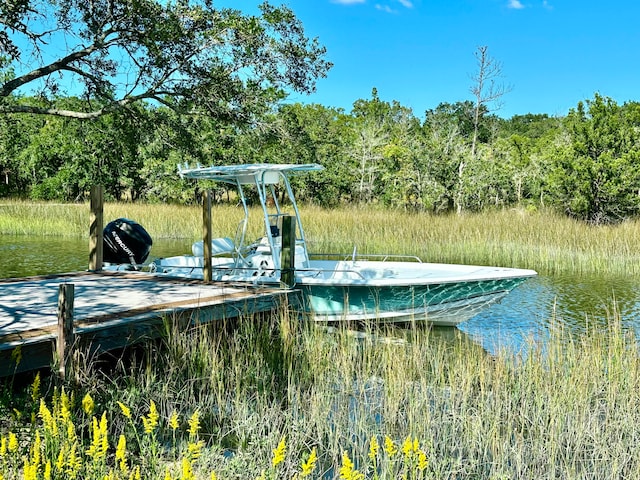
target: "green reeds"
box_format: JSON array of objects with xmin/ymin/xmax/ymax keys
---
[
  {"xmin": 2, "ymin": 202, "xmax": 640, "ymax": 276},
  {"xmin": 3, "ymin": 306, "xmax": 639, "ymax": 479}
]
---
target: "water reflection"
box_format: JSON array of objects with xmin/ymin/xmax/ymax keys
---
[
  {"xmin": 2, "ymin": 235, "xmax": 640, "ymax": 355},
  {"xmin": 0, "ymin": 236, "xmax": 190, "ymax": 278},
  {"xmin": 460, "ymin": 274, "xmax": 640, "ymax": 355}
]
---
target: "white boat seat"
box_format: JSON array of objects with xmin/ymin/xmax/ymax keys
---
[{"xmin": 191, "ymin": 237, "xmax": 235, "ymax": 257}]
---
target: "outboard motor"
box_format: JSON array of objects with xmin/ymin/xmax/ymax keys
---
[{"xmin": 103, "ymin": 218, "xmax": 153, "ymax": 266}]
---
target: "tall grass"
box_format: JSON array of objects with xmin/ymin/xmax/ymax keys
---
[
  {"xmin": 3, "ymin": 203, "xmax": 640, "ymax": 478},
  {"xmin": 300, "ymin": 206, "xmax": 640, "ymax": 276},
  {"xmin": 3, "ymin": 307, "xmax": 640, "ymax": 479},
  {"xmin": 2, "ymin": 201, "xmax": 640, "ymax": 276}
]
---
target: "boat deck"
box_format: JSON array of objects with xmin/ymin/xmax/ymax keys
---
[{"xmin": 0, "ymin": 271, "xmax": 294, "ymax": 377}]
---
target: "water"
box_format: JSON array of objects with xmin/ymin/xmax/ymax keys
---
[
  {"xmin": 2, "ymin": 235, "xmax": 638, "ymax": 354},
  {"xmin": 460, "ymin": 272, "xmax": 640, "ymax": 355},
  {"xmin": 0, "ymin": 235, "xmax": 191, "ymax": 278}
]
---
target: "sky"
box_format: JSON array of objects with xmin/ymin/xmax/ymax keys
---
[{"xmin": 219, "ymin": 0, "xmax": 640, "ymax": 119}]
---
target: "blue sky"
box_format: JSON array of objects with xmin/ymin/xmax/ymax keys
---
[{"xmin": 223, "ymin": 0, "xmax": 640, "ymax": 119}]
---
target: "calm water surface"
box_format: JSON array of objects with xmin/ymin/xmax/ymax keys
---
[{"xmin": 2, "ymin": 235, "xmax": 638, "ymax": 354}]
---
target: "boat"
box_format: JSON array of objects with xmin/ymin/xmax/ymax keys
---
[{"xmin": 132, "ymin": 163, "xmax": 537, "ymax": 326}]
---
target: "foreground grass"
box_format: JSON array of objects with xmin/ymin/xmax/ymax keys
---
[
  {"xmin": 2, "ymin": 308, "xmax": 640, "ymax": 479},
  {"xmin": 2, "ymin": 201, "xmax": 640, "ymax": 276}
]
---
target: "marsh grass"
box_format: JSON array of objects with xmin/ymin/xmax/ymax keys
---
[
  {"xmin": 3, "ymin": 202, "xmax": 640, "ymax": 477},
  {"xmin": 3, "ymin": 307, "xmax": 640, "ymax": 479},
  {"xmin": 2, "ymin": 201, "xmax": 640, "ymax": 276}
]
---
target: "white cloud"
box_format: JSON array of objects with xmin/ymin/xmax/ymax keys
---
[
  {"xmin": 397, "ymin": 0, "xmax": 414, "ymax": 7},
  {"xmin": 331, "ymin": 0, "xmax": 366, "ymax": 4},
  {"xmin": 507, "ymin": 0, "xmax": 525, "ymax": 8},
  {"xmin": 375, "ymin": 4, "xmax": 396, "ymax": 13},
  {"xmin": 542, "ymin": 0, "xmax": 553, "ymax": 9}
]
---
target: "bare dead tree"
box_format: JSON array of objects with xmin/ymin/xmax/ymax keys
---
[{"xmin": 469, "ymin": 45, "xmax": 512, "ymax": 158}]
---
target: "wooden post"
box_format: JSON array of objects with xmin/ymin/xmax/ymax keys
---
[
  {"xmin": 203, "ymin": 190, "xmax": 212, "ymax": 283},
  {"xmin": 57, "ymin": 283, "xmax": 75, "ymax": 381},
  {"xmin": 280, "ymin": 215, "xmax": 295, "ymax": 288},
  {"xmin": 89, "ymin": 185, "xmax": 104, "ymax": 271}
]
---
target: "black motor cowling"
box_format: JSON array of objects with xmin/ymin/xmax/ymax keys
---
[{"xmin": 103, "ymin": 218, "xmax": 152, "ymax": 265}]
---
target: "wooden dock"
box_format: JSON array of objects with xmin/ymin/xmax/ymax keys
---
[{"xmin": 0, "ymin": 271, "xmax": 294, "ymax": 377}]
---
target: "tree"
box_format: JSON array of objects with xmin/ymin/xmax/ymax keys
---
[
  {"xmin": 253, "ymin": 103, "xmax": 352, "ymax": 206},
  {"xmin": 9, "ymin": 96, "xmax": 148, "ymax": 200},
  {"xmin": 546, "ymin": 94, "xmax": 640, "ymax": 223},
  {"xmin": 0, "ymin": 0, "xmax": 331, "ymax": 121},
  {"xmin": 469, "ymin": 46, "xmax": 511, "ymax": 158}
]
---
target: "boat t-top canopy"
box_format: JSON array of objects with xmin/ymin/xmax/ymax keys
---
[{"xmin": 178, "ymin": 163, "xmax": 324, "ymax": 185}]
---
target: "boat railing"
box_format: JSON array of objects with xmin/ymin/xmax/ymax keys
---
[
  {"xmin": 308, "ymin": 252, "xmax": 423, "ymax": 263},
  {"xmin": 152, "ymin": 263, "xmax": 370, "ymax": 282},
  {"xmin": 296, "ymin": 267, "xmax": 367, "ymax": 280}
]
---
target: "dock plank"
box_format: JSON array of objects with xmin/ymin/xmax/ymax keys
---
[{"xmin": 0, "ymin": 271, "xmax": 294, "ymax": 376}]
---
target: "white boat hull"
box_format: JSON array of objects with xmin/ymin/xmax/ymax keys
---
[{"xmin": 147, "ymin": 256, "xmax": 535, "ymax": 326}]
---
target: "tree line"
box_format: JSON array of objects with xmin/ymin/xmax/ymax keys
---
[
  {"xmin": 2, "ymin": 90, "xmax": 640, "ymax": 224},
  {"xmin": 2, "ymin": 0, "xmax": 640, "ymax": 224}
]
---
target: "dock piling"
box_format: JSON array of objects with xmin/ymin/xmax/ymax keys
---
[
  {"xmin": 89, "ymin": 185, "xmax": 104, "ymax": 272},
  {"xmin": 203, "ymin": 190, "xmax": 213, "ymax": 283},
  {"xmin": 280, "ymin": 215, "xmax": 295, "ymax": 288},
  {"xmin": 56, "ymin": 283, "xmax": 75, "ymax": 381}
]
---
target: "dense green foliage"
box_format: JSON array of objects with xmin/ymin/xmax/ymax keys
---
[
  {"xmin": 0, "ymin": 0, "xmax": 330, "ymax": 119},
  {"xmin": 3, "ymin": 90, "xmax": 640, "ymax": 224}
]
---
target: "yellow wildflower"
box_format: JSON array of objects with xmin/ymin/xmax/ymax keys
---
[
  {"xmin": 44, "ymin": 460, "xmax": 52, "ymax": 480},
  {"xmin": 301, "ymin": 447, "xmax": 317, "ymax": 477},
  {"xmin": 402, "ymin": 436, "xmax": 413, "ymax": 458},
  {"xmin": 129, "ymin": 465, "xmax": 141, "ymax": 480},
  {"xmin": 188, "ymin": 410, "xmax": 200, "ymax": 437},
  {"xmin": 30, "ymin": 430, "xmax": 42, "ymax": 469},
  {"xmin": 8, "ymin": 432, "xmax": 18, "ymax": 453},
  {"xmin": 117, "ymin": 401, "xmax": 132, "ymax": 420},
  {"xmin": 339, "ymin": 451, "xmax": 364, "ymax": 480},
  {"xmin": 23, "ymin": 459, "xmax": 37, "ymax": 480},
  {"xmin": 59, "ymin": 390, "xmax": 72, "ymax": 423},
  {"xmin": 82, "ymin": 393, "xmax": 95, "ymax": 415},
  {"xmin": 417, "ymin": 450, "xmax": 429, "ymax": 471},
  {"xmin": 211, "ymin": 472, "xmax": 218, "ymax": 480},
  {"xmin": 100, "ymin": 412, "xmax": 109, "ymax": 456},
  {"xmin": 169, "ymin": 410, "xmax": 179, "ymax": 431},
  {"xmin": 143, "ymin": 400, "xmax": 159, "ymax": 434},
  {"xmin": 66, "ymin": 442, "xmax": 81, "ymax": 478},
  {"xmin": 56, "ymin": 448, "xmax": 65, "ymax": 472},
  {"xmin": 383, "ymin": 436, "xmax": 397, "ymax": 457},
  {"xmin": 164, "ymin": 468, "xmax": 173, "ymax": 480},
  {"xmin": 66, "ymin": 417, "xmax": 76, "ymax": 441},
  {"xmin": 181, "ymin": 457, "xmax": 195, "ymax": 480},
  {"xmin": 368, "ymin": 436, "xmax": 379, "ymax": 461},
  {"xmin": 39, "ymin": 399, "xmax": 58, "ymax": 437},
  {"xmin": 0, "ymin": 436, "xmax": 6, "ymax": 456},
  {"xmin": 116, "ymin": 434, "xmax": 128, "ymax": 473},
  {"xmin": 187, "ymin": 440, "xmax": 205, "ymax": 460},
  {"xmin": 11, "ymin": 345, "xmax": 22, "ymax": 366},
  {"xmin": 31, "ymin": 372, "xmax": 41, "ymax": 404},
  {"xmin": 86, "ymin": 413, "xmax": 109, "ymax": 460},
  {"xmin": 272, "ymin": 436, "xmax": 286, "ymax": 468}
]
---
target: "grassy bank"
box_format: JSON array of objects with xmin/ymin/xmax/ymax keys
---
[
  {"xmin": 2, "ymin": 309, "xmax": 640, "ymax": 479},
  {"xmin": 2, "ymin": 201, "xmax": 640, "ymax": 276}
]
